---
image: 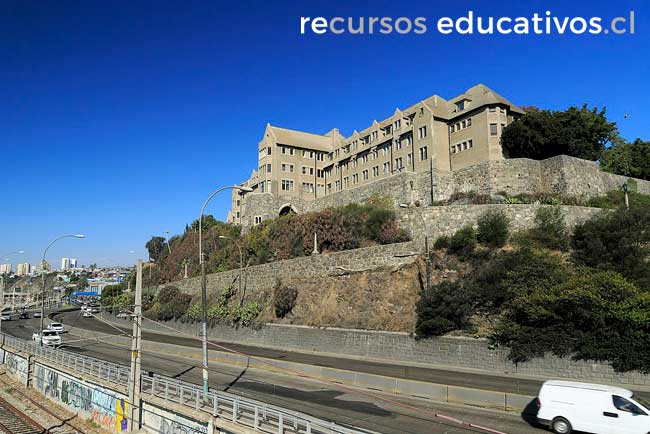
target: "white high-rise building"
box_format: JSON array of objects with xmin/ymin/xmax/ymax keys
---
[
  {"xmin": 61, "ymin": 258, "xmax": 70, "ymax": 270},
  {"xmin": 0, "ymin": 264, "xmax": 11, "ymax": 274},
  {"xmin": 16, "ymin": 263, "xmax": 31, "ymax": 276}
]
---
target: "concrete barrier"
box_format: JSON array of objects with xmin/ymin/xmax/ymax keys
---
[{"xmin": 68, "ymin": 328, "xmax": 534, "ymax": 412}]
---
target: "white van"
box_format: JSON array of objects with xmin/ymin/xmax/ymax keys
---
[{"xmin": 537, "ymin": 380, "xmax": 650, "ymax": 434}]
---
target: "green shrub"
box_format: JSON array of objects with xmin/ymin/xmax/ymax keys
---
[
  {"xmin": 433, "ymin": 235, "xmax": 450, "ymax": 250},
  {"xmin": 477, "ymin": 209, "xmax": 510, "ymax": 248},
  {"xmin": 572, "ymin": 204, "xmax": 650, "ymax": 289},
  {"xmin": 448, "ymin": 226, "xmax": 477, "ymax": 257},
  {"xmin": 415, "ymin": 281, "xmax": 474, "ymax": 337},
  {"xmin": 273, "ymin": 283, "xmax": 298, "ymax": 318},
  {"xmin": 529, "ymin": 207, "xmax": 569, "ymax": 250}
]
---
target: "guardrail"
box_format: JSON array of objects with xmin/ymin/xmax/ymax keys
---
[
  {"xmin": 3, "ymin": 334, "xmax": 130, "ymax": 384},
  {"xmin": 1, "ymin": 333, "xmax": 372, "ymax": 434}
]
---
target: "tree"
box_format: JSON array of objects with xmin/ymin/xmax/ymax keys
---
[
  {"xmin": 476, "ymin": 209, "xmax": 510, "ymax": 248},
  {"xmin": 145, "ymin": 236, "xmax": 166, "ymax": 262},
  {"xmin": 501, "ymin": 105, "xmax": 619, "ymax": 161},
  {"xmin": 572, "ymin": 204, "xmax": 650, "ymax": 289},
  {"xmin": 415, "ymin": 281, "xmax": 475, "ymax": 337},
  {"xmin": 601, "ymin": 139, "xmax": 650, "ymax": 181}
]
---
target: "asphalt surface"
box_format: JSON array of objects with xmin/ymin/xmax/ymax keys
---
[
  {"xmin": 3, "ymin": 312, "xmax": 550, "ymax": 434},
  {"xmin": 54, "ymin": 310, "xmax": 543, "ymax": 396}
]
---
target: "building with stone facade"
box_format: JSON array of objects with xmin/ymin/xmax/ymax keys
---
[{"xmin": 227, "ymin": 84, "xmax": 524, "ymax": 224}]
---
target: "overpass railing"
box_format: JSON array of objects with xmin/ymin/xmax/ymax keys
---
[{"xmin": 1, "ymin": 333, "xmax": 372, "ymax": 434}]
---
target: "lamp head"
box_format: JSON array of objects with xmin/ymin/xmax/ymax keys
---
[
  {"xmin": 237, "ymin": 186, "xmax": 254, "ymax": 193},
  {"xmin": 74, "ymin": 234, "xmax": 86, "ymax": 239}
]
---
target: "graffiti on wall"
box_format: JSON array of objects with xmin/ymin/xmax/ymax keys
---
[
  {"xmin": 5, "ymin": 352, "xmax": 28, "ymax": 382},
  {"xmin": 33, "ymin": 363, "xmax": 129, "ymax": 432},
  {"xmin": 142, "ymin": 402, "xmax": 207, "ymax": 434}
]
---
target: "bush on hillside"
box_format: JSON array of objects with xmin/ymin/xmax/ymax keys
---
[
  {"xmin": 529, "ymin": 207, "xmax": 569, "ymax": 251},
  {"xmin": 273, "ymin": 282, "xmax": 298, "ymax": 318},
  {"xmin": 447, "ymin": 226, "xmax": 477, "ymax": 257},
  {"xmin": 476, "ymin": 209, "xmax": 510, "ymax": 248},
  {"xmin": 572, "ymin": 203, "xmax": 650, "ymax": 289},
  {"xmin": 145, "ymin": 285, "xmax": 192, "ymax": 321},
  {"xmin": 415, "ymin": 281, "xmax": 474, "ymax": 337},
  {"xmin": 433, "ymin": 235, "xmax": 450, "ymax": 250}
]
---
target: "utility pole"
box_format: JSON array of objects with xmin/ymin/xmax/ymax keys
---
[{"xmin": 128, "ymin": 260, "xmax": 143, "ymax": 432}]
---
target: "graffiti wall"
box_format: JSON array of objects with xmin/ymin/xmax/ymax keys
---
[
  {"xmin": 4, "ymin": 351, "xmax": 28, "ymax": 383},
  {"xmin": 33, "ymin": 363, "xmax": 129, "ymax": 432},
  {"xmin": 142, "ymin": 402, "xmax": 208, "ymax": 434}
]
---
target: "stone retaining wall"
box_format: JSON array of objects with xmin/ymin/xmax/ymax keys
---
[{"xmin": 105, "ymin": 318, "xmax": 650, "ymax": 388}]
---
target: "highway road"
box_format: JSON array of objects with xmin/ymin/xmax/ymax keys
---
[{"xmin": 3, "ymin": 312, "xmax": 548, "ymax": 434}]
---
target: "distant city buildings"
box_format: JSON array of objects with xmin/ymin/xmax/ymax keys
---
[
  {"xmin": 60, "ymin": 257, "xmax": 78, "ymax": 270},
  {"xmin": 16, "ymin": 263, "xmax": 31, "ymax": 276},
  {"xmin": 0, "ymin": 264, "xmax": 11, "ymax": 274}
]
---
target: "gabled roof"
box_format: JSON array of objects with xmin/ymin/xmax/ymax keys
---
[
  {"xmin": 267, "ymin": 125, "xmax": 335, "ymax": 152},
  {"xmin": 448, "ymin": 84, "xmax": 525, "ymax": 117}
]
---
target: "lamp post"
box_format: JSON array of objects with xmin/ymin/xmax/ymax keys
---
[
  {"xmin": 40, "ymin": 235, "xmax": 85, "ymax": 343},
  {"xmin": 400, "ymin": 203, "xmax": 431, "ymax": 292},
  {"xmin": 198, "ymin": 185, "xmax": 253, "ymax": 400},
  {"xmin": 218, "ymin": 235, "xmax": 244, "ymax": 302},
  {"xmin": 622, "ymin": 182, "xmax": 630, "ymax": 211}
]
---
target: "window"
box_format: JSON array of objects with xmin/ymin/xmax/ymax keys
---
[
  {"xmin": 353, "ymin": 174, "xmax": 359, "ymax": 184},
  {"xmin": 468, "ymin": 139, "xmax": 473, "ymax": 148},
  {"xmin": 450, "ymin": 125, "xmax": 455, "ymax": 133},
  {"xmin": 451, "ymin": 145, "xmax": 457, "ymax": 154},
  {"xmin": 404, "ymin": 135, "xmax": 413, "ymax": 146},
  {"xmin": 489, "ymin": 107, "xmax": 497, "ymax": 113},
  {"xmin": 613, "ymin": 396, "xmax": 646, "ymax": 415},
  {"xmin": 302, "ymin": 182, "xmax": 314, "ymax": 193},
  {"xmin": 462, "ymin": 120, "xmax": 466, "ymax": 128},
  {"xmin": 419, "ymin": 147, "xmax": 428, "ymax": 160},
  {"xmin": 382, "ymin": 145, "xmax": 389, "ymax": 156},
  {"xmin": 281, "ymin": 180, "xmax": 294, "ymax": 191},
  {"xmin": 236, "ymin": 199, "xmax": 240, "ymax": 206},
  {"xmin": 254, "ymin": 216, "xmax": 262, "ymax": 225},
  {"xmin": 395, "ymin": 157, "xmax": 403, "ymax": 170},
  {"xmin": 467, "ymin": 117, "xmax": 472, "ymax": 127},
  {"xmin": 455, "ymin": 100, "xmax": 465, "ymax": 111},
  {"xmin": 260, "ymin": 182, "xmax": 266, "ymax": 193},
  {"xmin": 395, "ymin": 139, "xmax": 402, "ymax": 151},
  {"xmin": 302, "ymin": 166, "xmax": 306, "ymax": 174},
  {"xmin": 343, "ymin": 177, "xmax": 349, "ymax": 188},
  {"xmin": 500, "ymin": 107, "xmax": 506, "ymax": 114},
  {"xmin": 327, "ymin": 183, "xmax": 332, "ymax": 192},
  {"xmin": 267, "ymin": 147, "xmax": 272, "ymax": 155},
  {"xmin": 352, "ymin": 159, "xmax": 358, "ymax": 168},
  {"xmin": 456, "ymin": 122, "xmax": 460, "ymax": 130},
  {"xmin": 335, "ymin": 180, "xmax": 340, "ymax": 191},
  {"xmin": 490, "ymin": 123, "xmax": 498, "ymax": 136},
  {"xmin": 372, "ymin": 149, "xmax": 378, "ymax": 159},
  {"xmin": 236, "ymin": 212, "xmax": 240, "ymax": 218},
  {"xmin": 373, "ymin": 166, "xmax": 379, "ymax": 177},
  {"xmin": 383, "ymin": 162, "xmax": 390, "ymax": 173},
  {"xmin": 362, "ymin": 169, "xmax": 369, "ymax": 180},
  {"xmin": 407, "ymin": 153, "xmax": 412, "ymax": 167},
  {"xmin": 371, "ymin": 131, "xmax": 378, "ymax": 141},
  {"xmin": 361, "ymin": 154, "xmax": 369, "ymax": 164},
  {"xmin": 395, "ymin": 119, "xmax": 401, "ymax": 130},
  {"xmin": 266, "ymin": 163, "xmax": 271, "ymax": 173},
  {"xmin": 418, "ymin": 126, "xmax": 427, "ymax": 139},
  {"xmin": 317, "ymin": 169, "xmax": 324, "ymax": 178},
  {"xmin": 463, "ymin": 142, "xmax": 468, "ymax": 150}
]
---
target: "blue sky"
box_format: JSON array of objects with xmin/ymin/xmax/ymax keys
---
[{"xmin": 0, "ymin": 0, "xmax": 647, "ymax": 267}]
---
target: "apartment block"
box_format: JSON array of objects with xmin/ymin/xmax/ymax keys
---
[
  {"xmin": 0, "ymin": 264, "xmax": 11, "ymax": 274},
  {"xmin": 228, "ymin": 84, "xmax": 523, "ymax": 225},
  {"xmin": 16, "ymin": 262, "xmax": 31, "ymax": 276}
]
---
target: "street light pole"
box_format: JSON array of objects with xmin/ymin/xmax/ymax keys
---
[
  {"xmin": 400, "ymin": 203, "xmax": 431, "ymax": 292},
  {"xmin": 40, "ymin": 235, "xmax": 85, "ymax": 343},
  {"xmin": 198, "ymin": 185, "xmax": 252, "ymax": 400},
  {"xmin": 218, "ymin": 236, "xmax": 243, "ymax": 302},
  {"xmin": 623, "ymin": 182, "xmax": 630, "ymax": 210}
]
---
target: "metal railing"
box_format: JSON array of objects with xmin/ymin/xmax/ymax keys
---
[
  {"xmin": 1, "ymin": 334, "xmax": 372, "ymax": 434},
  {"xmin": 2, "ymin": 334, "xmax": 130, "ymax": 384}
]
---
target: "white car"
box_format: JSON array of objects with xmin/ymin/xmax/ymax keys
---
[
  {"xmin": 33, "ymin": 312, "xmax": 42, "ymax": 318},
  {"xmin": 32, "ymin": 330, "xmax": 61, "ymax": 347},
  {"xmin": 47, "ymin": 322, "xmax": 65, "ymax": 333},
  {"xmin": 537, "ymin": 380, "xmax": 650, "ymax": 434},
  {"xmin": 82, "ymin": 310, "xmax": 93, "ymax": 318},
  {"xmin": 0, "ymin": 314, "xmax": 11, "ymax": 321}
]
